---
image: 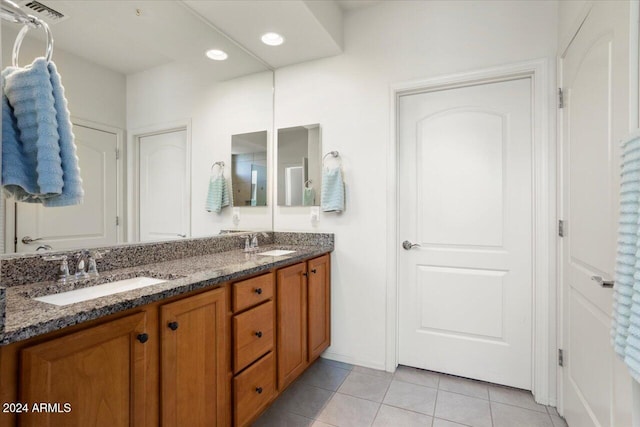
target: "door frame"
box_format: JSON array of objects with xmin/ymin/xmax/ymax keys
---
[
  {"xmin": 4, "ymin": 117, "xmax": 125, "ymax": 253},
  {"xmin": 128, "ymin": 120, "xmax": 192, "ymax": 242},
  {"xmin": 386, "ymin": 59, "xmax": 554, "ymax": 404}
]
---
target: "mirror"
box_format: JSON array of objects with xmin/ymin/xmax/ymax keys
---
[
  {"xmin": 231, "ymin": 131, "xmax": 268, "ymax": 207},
  {"xmin": 277, "ymin": 124, "xmax": 321, "ymax": 207},
  {"xmin": 0, "ymin": 1, "xmax": 273, "ymax": 254}
]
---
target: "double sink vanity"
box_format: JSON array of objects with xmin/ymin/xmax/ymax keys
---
[{"xmin": 0, "ymin": 231, "xmax": 333, "ymax": 426}]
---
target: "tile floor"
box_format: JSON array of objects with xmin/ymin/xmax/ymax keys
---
[{"xmin": 253, "ymin": 359, "xmax": 568, "ymax": 427}]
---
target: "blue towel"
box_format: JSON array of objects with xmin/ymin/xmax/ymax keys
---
[
  {"xmin": 205, "ymin": 174, "xmax": 230, "ymax": 213},
  {"xmin": 612, "ymin": 131, "xmax": 640, "ymax": 382},
  {"xmin": 321, "ymin": 167, "xmax": 344, "ymax": 212},
  {"xmin": 2, "ymin": 58, "xmax": 83, "ymax": 206}
]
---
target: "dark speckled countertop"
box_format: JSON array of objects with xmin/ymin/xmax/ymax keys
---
[{"xmin": 1, "ymin": 243, "xmax": 332, "ymax": 345}]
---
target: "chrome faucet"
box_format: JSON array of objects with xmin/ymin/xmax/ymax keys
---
[{"xmin": 245, "ymin": 232, "xmax": 269, "ymax": 252}]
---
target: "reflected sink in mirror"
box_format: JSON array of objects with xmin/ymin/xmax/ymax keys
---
[{"xmin": 257, "ymin": 249, "xmax": 296, "ymax": 257}]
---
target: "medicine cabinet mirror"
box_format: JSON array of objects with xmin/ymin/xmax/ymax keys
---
[
  {"xmin": 231, "ymin": 131, "xmax": 268, "ymax": 207},
  {"xmin": 277, "ymin": 124, "xmax": 321, "ymax": 207}
]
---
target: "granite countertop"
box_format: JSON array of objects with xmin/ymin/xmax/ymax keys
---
[{"xmin": 1, "ymin": 243, "xmax": 332, "ymax": 345}]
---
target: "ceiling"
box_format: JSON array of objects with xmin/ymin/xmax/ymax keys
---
[{"xmin": 6, "ymin": 0, "xmax": 383, "ymax": 77}]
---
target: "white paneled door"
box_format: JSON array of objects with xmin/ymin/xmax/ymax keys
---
[
  {"xmin": 138, "ymin": 129, "xmax": 190, "ymax": 242},
  {"xmin": 16, "ymin": 124, "xmax": 118, "ymax": 252},
  {"xmin": 560, "ymin": 2, "xmax": 633, "ymax": 426},
  {"xmin": 398, "ymin": 78, "xmax": 533, "ymax": 389}
]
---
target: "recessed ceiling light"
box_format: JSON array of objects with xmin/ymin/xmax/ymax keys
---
[
  {"xmin": 206, "ymin": 49, "xmax": 228, "ymax": 61},
  {"xmin": 261, "ymin": 32, "xmax": 285, "ymax": 46}
]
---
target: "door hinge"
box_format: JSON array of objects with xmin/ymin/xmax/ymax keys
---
[
  {"xmin": 116, "ymin": 216, "xmax": 120, "ymax": 226},
  {"xmin": 115, "ymin": 148, "xmax": 120, "ymax": 160},
  {"xmin": 558, "ymin": 349, "xmax": 564, "ymax": 367},
  {"xmin": 558, "ymin": 219, "xmax": 565, "ymax": 237},
  {"xmin": 558, "ymin": 88, "xmax": 564, "ymax": 109}
]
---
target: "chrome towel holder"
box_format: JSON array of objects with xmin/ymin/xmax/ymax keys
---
[
  {"xmin": 210, "ymin": 161, "xmax": 225, "ymax": 174},
  {"xmin": 1, "ymin": 0, "xmax": 54, "ymax": 66},
  {"xmin": 322, "ymin": 151, "xmax": 341, "ymax": 168}
]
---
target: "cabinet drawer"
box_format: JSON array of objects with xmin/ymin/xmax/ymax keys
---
[
  {"xmin": 233, "ymin": 273, "xmax": 274, "ymax": 312},
  {"xmin": 234, "ymin": 352, "xmax": 276, "ymax": 427},
  {"xmin": 233, "ymin": 300, "xmax": 274, "ymax": 373}
]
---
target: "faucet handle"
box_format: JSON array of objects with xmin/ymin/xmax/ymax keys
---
[
  {"xmin": 42, "ymin": 255, "xmax": 71, "ymax": 283},
  {"xmin": 89, "ymin": 249, "xmax": 109, "ymax": 259}
]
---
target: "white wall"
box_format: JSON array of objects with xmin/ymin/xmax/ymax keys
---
[
  {"xmin": 274, "ymin": 0, "xmax": 558, "ymax": 371},
  {"xmin": 1, "ymin": 26, "xmax": 126, "ymax": 129},
  {"xmin": 126, "ymin": 65, "xmax": 273, "ymax": 236}
]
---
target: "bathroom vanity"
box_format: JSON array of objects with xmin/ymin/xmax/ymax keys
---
[{"xmin": 0, "ymin": 232, "xmax": 332, "ymax": 427}]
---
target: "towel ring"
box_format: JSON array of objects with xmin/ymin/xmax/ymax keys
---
[
  {"xmin": 322, "ymin": 151, "xmax": 341, "ymax": 168},
  {"xmin": 12, "ymin": 18, "xmax": 54, "ymax": 67},
  {"xmin": 211, "ymin": 161, "xmax": 225, "ymax": 174}
]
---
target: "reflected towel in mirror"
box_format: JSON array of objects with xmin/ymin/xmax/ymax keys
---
[
  {"xmin": 205, "ymin": 174, "xmax": 230, "ymax": 213},
  {"xmin": 2, "ymin": 57, "xmax": 83, "ymax": 206}
]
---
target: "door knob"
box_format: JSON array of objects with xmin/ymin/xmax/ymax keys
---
[
  {"xmin": 591, "ymin": 275, "xmax": 614, "ymax": 288},
  {"xmin": 22, "ymin": 236, "xmax": 43, "ymax": 245},
  {"xmin": 402, "ymin": 240, "xmax": 421, "ymax": 250}
]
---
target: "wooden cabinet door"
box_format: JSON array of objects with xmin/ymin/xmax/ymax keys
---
[
  {"xmin": 276, "ymin": 262, "xmax": 308, "ymax": 390},
  {"xmin": 20, "ymin": 312, "xmax": 148, "ymax": 427},
  {"xmin": 161, "ymin": 287, "xmax": 227, "ymax": 427},
  {"xmin": 307, "ymin": 255, "xmax": 331, "ymax": 362}
]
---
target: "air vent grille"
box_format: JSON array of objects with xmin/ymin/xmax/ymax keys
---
[{"xmin": 19, "ymin": 0, "xmax": 67, "ymax": 23}]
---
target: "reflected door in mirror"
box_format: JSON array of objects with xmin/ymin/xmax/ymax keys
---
[
  {"xmin": 138, "ymin": 129, "xmax": 189, "ymax": 242},
  {"xmin": 16, "ymin": 124, "xmax": 118, "ymax": 252}
]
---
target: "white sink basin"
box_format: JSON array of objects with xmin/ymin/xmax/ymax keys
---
[
  {"xmin": 33, "ymin": 277, "xmax": 167, "ymax": 306},
  {"xmin": 257, "ymin": 249, "xmax": 296, "ymax": 257}
]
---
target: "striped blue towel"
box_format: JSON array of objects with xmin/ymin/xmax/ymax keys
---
[
  {"xmin": 205, "ymin": 174, "xmax": 230, "ymax": 213},
  {"xmin": 613, "ymin": 131, "xmax": 640, "ymax": 382},
  {"xmin": 2, "ymin": 58, "xmax": 83, "ymax": 206},
  {"xmin": 321, "ymin": 167, "xmax": 344, "ymax": 212}
]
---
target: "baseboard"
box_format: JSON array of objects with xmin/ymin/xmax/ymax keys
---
[{"xmin": 320, "ymin": 351, "xmax": 391, "ymax": 373}]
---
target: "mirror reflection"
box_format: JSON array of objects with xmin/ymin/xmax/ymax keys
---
[
  {"xmin": 231, "ymin": 131, "xmax": 268, "ymax": 207},
  {"xmin": 1, "ymin": 0, "xmax": 273, "ymax": 254},
  {"xmin": 277, "ymin": 124, "xmax": 321, "ymax": 207}
]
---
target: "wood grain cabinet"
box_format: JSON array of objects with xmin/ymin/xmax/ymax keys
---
[
  {"xmin": 160, "ymin": 287, "xmax": 227, "ymax": 427},
  {"xmin": 20, "ymin": 312, "xmax": 149, "ymax": 427},
  {"xmin": 231, "ymin": 273, "xmax": 277, "ymax": 426},
  {"xmin": 307, "ymin": 254, "xmax": 331, "ymax": 361},
  {"xmin": 277, "ymin": 255, "xmax": 331, "ymax": 391},
  {"xmin": 1, "ymin": 252, "xmax": 330, "ymax": 427}
]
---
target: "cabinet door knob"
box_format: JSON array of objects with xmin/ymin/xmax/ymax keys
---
[
  {"xmin": 311, "ymin": 269, "xmax": 317, "ymax": 274},
  {"xmin": 302, "ymin": 272, "xmax": 308, "ymax": 277},
  {"xmin": 255, "ymin": 331, "xmax": 263, "ymax": 338},
  {"xmin": 168, "ymin": 321, "xmax": 179, "ymax": 331},
  {"xmin": 254, "ymin": 288, "xmax": 263, "ymax": 295},
  {"xmin": 256, "ymin": 387, "xmax": 263, "ymax": 394},
  {"xmin": 136, "ymin": 333, "xmax": 149, "ymax": 344}
]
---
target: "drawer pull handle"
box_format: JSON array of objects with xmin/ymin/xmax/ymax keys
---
[
  {"xmin": 254, "ymin": 288, "xmax": 263, "ymax": 295},
  {"xmin": 168, "ymin": 321, "xmax": 179, "ymax": 331},
  {"xmin": 255, "ymin": 331, "xmax": 263, "ymax": 338},
  {"xmin": 311, "ymin": 269, "xmax": 317, "ymax": 274},
  {"xmin": 256, "ymin": 387, "xmax": 263, "ymax": 394},
  {"xmin": 136, "ymin": 333, "xmax": 149, "ymax": 344}
]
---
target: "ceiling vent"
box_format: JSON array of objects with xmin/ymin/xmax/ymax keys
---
[{"xmin": 17, "ymin": 0, "xmax": 68, "ymax": 24}]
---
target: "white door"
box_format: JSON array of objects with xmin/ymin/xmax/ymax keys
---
[
  {"xmin": 560, "ymin": 2, "xmax": 633, "ymax": 426},
  {"xmin": 398, "ymin": 77, "xmax": 533, "ymax": 389},
  {"xmin": 16, "ymin": 124, "xmax": 118, "ymax": 252},
  {"xmin": 138, "ymin": 129, "xmax": 190, "ymax": 242}
]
